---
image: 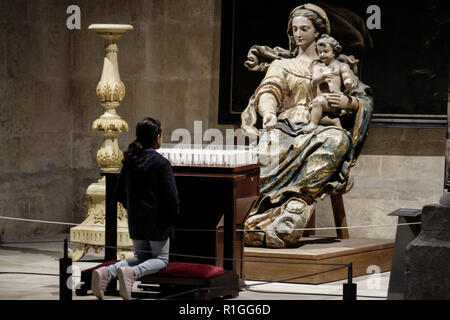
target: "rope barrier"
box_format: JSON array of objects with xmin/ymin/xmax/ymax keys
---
[
  {"xmin": 0, "ymin": 236, "xmax": 363, "ymax": 300},
  {"xmin": 69, "ymin": 240, "xmax": 348, "ymax": 267},
  {"xmin": 238, "ymin": 222, "xmax": 422, "ymax": 232},
  {"xmin": 0, "ymin": 215, "xmax": 422, "ymax": 232},
  {"xmin": 158, "ymin": 287, "xmax": 203, "ymax": 300},
  {"xmin": 0, "ymin": 214, "xmax": 400, "ymax": 301},
  {"xmin": 0, "ymin": 213, "xmax": 413, "ymax": 301},
  {"xmin": 246, "ymin": 287, "xmax": 343, "ymax": 298},
  {"xmin": 149, "ymin": 265, "xmax": 353, "ymax": 300},
  {"xmin": 69, "ymin": 241, "xmax": 348, "ymax": 266},
  {"xmin": 0, "ymin": 237, "xmax": 356, "ymax": 299},
  {"xmin": 0, "ymin": 239, "xmax": 68, "ymax": 245},
  {"xmin": 0, "ymin": 272, "xmax": 59, "ymax": 277},
  {"xmin": 0, "ymin": 215, "xmax": 127, "ymax": 229},
  {"xmin": 245, "ymin": 287, "xmax": 386, "ymax": 299},
  {"xmin": 0, "ymin": 235, "xmax": 382, "ymax": 268},
  {"xmin": 156, "ymin": 281, "xmax": 387, "ymax": 301},
  {"xmin": 245, "ymin": 265, "xmax": 350, "ymax": 288}
]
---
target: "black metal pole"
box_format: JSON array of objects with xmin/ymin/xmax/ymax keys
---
[
  {"xmin": 103, "ymin": 173, "xmax": 119, "ymax": 261},
  {"xmin": 348, "ymin": 262, "xmax": 353, "ymax": 284},
  {"xmin": 59, "ymin": 239, "xmax": 72, "ymax": 301},
  {"xmin": 103, "ymin": 172, "xmax": 119, "ymax": 294},
  {"xmin": 343, "ymin": 262, "xmax": 357, "ymax": 300},
  {"xmin": 223, "ymin": 180, "xmax": 236, "ymax": 271}
]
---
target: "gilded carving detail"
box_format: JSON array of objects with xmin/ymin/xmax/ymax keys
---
[
  {"xmin": 96, "ymin": 82, "xmax": 126, "ymax": 102},
  {"xmin": 92, "ymin": 118, "xmax": 128, "ymax": 132}
]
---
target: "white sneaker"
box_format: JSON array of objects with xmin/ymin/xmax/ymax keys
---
[
  {"xmin": 118, "ymin": 266, "xmax": 138, "ymax": 300},
  {"xmin": 91, "ymin": 266, "xmax": 111, "ymax": 300}
]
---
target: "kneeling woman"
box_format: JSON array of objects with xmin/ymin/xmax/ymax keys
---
[{"xmin": 92, "ymin": 117, "xmax": 179, "ymax": 300}]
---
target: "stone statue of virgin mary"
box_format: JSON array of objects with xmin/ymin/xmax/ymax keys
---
[{"xmin": 241, "ymin": 3, "xmax": 373, "ymax": 248}]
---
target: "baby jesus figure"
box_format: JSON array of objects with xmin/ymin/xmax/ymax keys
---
[{"xmin": 304, "ymin": 34, "xmax": 357, "ymax": 132}]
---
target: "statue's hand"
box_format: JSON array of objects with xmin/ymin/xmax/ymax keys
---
[
  {"xmin": 322, "ymin": 70, "xmax": 336, "ymax": 83},
  {"xmin": 327, "ymin": 92, "xmax": 349, "ymax": 109},
  {"xmin": 263, "ymin": 113, "xmax": 277, "ymax": 129}
]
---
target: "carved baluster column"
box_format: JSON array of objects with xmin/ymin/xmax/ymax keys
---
[
  {"xmin": 69, "ymin": 24, "xmax": 134, "ymax": 261},
  {"xmin": 91, "ymin": 25, "xmax": 131, "ymax": 171}
]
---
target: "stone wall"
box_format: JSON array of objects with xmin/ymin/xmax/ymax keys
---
[
  {"xmin": 315, "ymin": 127, "xmax": 446, "ymax": 239},
  {"xmin": 0, "ymin": 0, "xmax": 76, "ymax": 240},
  {"xmin": 0, "ymin": 0, "xmax": 446, "ymax": 241},
  {"xmin": 0, "ymin": 0, "xmax": 224, "ymax": 240}
]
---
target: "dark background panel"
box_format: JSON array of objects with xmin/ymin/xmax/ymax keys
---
[{"xmin": 218, "ymin": 0, "xmax": 449, "ymax": 125}]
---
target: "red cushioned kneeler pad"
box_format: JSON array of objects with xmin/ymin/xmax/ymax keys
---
[{"xmin": 155, "ymin": 262, "xmax": 225, "ymax": 278}]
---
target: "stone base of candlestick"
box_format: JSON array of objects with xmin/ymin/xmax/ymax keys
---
[
  {"xmin": 68, "ymin": 178, "xmax": 133, "ymax": 261},
  {"xmin": 404, "ymin": 198, "xmax": 450, "ymax": 299}
]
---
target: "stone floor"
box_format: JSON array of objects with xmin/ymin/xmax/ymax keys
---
[{"xmin": 0, "ymin": 234, "xmax": 390, "ymax": 300}]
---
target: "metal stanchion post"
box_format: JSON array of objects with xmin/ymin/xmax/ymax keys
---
[
  {"xmin": 343, "ymin": 262, "xmax": 357, "ymax": 300},
  {"xmin": 59, "ymin": 239, "xmax": 72, "ymax": 301},
  {"xmin": 103, "ymin": 172, "xmax": 119, "ymax": 295},
  {"xmin": 103, "ymin": 173, "xmax": 118, "ymax": 261}
]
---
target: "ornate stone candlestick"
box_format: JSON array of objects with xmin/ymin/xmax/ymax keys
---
[{"xmin": 69, "ymin": 24, "xmax": 134, "ymax": 261}]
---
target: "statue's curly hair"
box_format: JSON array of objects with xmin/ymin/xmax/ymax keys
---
[{"xmin": 316, "ymin": 34, "xmax": 342, "ymax": 55}]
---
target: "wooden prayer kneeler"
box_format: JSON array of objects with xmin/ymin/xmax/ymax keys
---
[
  {"xmin": 138, "ymin": 262, "xmax": 239, "ymax": 300},
  {"xmin": 75, "ymin": 261, "xmax": 239, "ymax": 300}
]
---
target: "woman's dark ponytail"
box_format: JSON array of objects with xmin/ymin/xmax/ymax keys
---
[{"xmin": 123, "ymin": 117, "xmax": 162, "ymax": 164}]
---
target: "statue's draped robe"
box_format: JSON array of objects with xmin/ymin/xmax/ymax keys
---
[{"xmin": 242, "ymin": 57, "xmax": 373, "ymax": 231}]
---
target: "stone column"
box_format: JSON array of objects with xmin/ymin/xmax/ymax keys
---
[
  {"xmin": 91, "ymin": 24, "xmax": 131, "ymax": 171},
  {"xmin": 404, "ymin": 194, "xmax": 450, "ymax": 299},
  {"xmin": 69, "ymin": 25, "xmax": 134, "ymax": 261}
]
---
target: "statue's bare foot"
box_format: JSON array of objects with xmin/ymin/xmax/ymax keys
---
[
  {"xmin": 244, "ymin": 231, "xmax": 266, "ymax": 247},
  {"xmin": 266, "ymin": 230, "xmax": 285, "ymax": 248}
]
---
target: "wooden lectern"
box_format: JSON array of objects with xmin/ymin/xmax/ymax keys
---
[{"xmin": 170, "ymin": 163, "xmax": 260, "ymax": 281}]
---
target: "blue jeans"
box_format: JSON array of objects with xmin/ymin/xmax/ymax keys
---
[{"xmin": 107, "ymin": 238, "xmax": 170, "ymax": 279}]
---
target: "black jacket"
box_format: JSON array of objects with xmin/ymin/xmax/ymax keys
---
[{"xmin": 114, "ymin": 148, "xmax": 179, "ymax": 241}]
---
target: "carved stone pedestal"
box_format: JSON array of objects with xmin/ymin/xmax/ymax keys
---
[{"xmin": 68, "ymin": 178, "xmax": 133, "ymax": 261}]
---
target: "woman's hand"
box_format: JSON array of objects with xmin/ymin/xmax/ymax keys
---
[
  {"xmin": 258, "ymin": 93, "xmax": 278, "ymax": 129},
  {"xmin": 263, "ymin": 113, "xmax": 277, "ymax": 129}
]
